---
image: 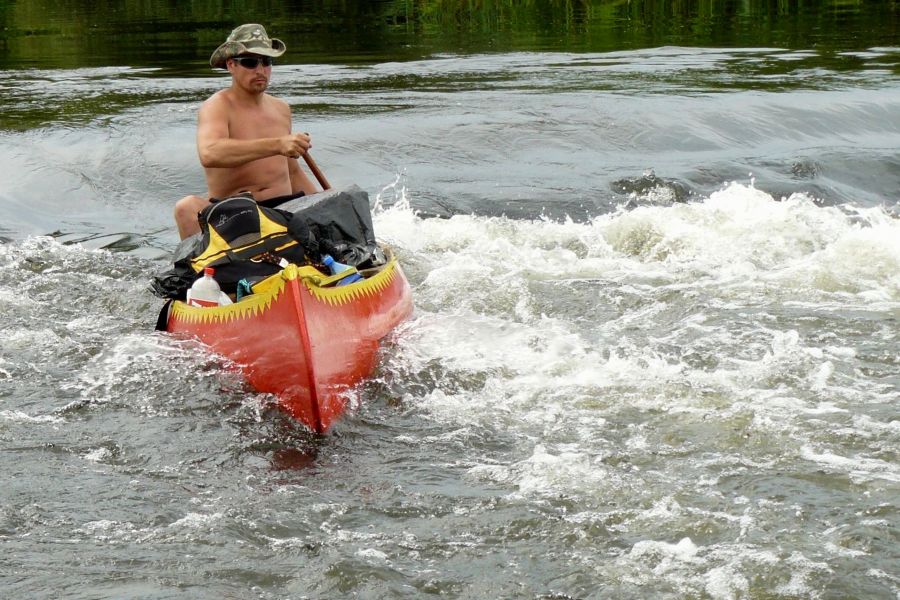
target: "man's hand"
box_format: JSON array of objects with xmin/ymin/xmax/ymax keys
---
[{"xmin": 279, "ymin": 133, "xmax": 312, "ymax": 159}]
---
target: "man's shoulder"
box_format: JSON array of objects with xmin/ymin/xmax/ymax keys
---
[
  {"xmin": 199, "ymin": 90, "xmax": 230, "ymax": 115},
  {"xmin": 204, "ymin": 89, "xmax": 231, "ymax": 106},
  {"xmin": 203, "ymin": 90, "xmax": 287, "ymax": 108},
  {"xmin": 264, "ymin": 94, "xmax": 290, "ymax": 111},
  {"xmin": 198, "ymin": 91, "xmax": 289, "ymax": 122}
]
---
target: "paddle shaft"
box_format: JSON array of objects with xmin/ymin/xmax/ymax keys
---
[{"xmin": 303, "ymin": 152, "xmax": 331, "ymax": 191}]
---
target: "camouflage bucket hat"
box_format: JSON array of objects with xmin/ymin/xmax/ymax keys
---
[{"xmin": 210, "ymin": 24, "xmax": 286, "ymax": 69}]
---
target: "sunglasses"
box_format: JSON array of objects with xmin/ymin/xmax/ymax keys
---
[{"xmin": 233, "ymin": 56, "xmax": 274, "ymax": 69}]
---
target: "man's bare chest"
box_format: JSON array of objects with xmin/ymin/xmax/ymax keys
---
[{"xmin": 228, "ymin": 110, "xmax": 288, "ymax": 140}]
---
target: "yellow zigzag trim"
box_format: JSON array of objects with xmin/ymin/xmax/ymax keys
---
[
  {"xmin": 170, "ymin": 258, "xmax": 400, "ymax": 323},
  {"xmin": 170, "ymin": 273, "xmax": 287, "ymax": 325},
  {"xmin": 300, "ymin": 258, "xmax": 398, "ymax": 306}
]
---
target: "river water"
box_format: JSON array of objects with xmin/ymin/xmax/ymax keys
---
[{"xmin": 1, "ymin": 4, "xmax": 899, "ymax": 599}]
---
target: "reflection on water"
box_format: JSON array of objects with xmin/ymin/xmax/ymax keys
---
[{"xmin": 0, "ymin": 0, "xmax": 898, "ymax": 71}]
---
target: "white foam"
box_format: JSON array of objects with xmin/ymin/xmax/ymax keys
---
[
  {"xmin": 70, "ymin": 333, "xmax": 208, "ymax": 407},
  {"xmin": 867, "ymin": 568, "xmax": 900, "ymax": 584},
  {"xmin": 372, "ymin": 184, "xmax": 895, "ymax": 600},
  {"xmin": 168, "ymin": 512, "xmax": 223, "ymax": 530},
  {"xmin": 824, "ymin": 542, "xmax": 868, "ymax": 558},
  {"xmin": 386, "ymin": 186, "xmax": 897, "ymax": 500},
  {"xmin": 0, "ymin": 288, "xmax": 35, "ymax": 307},
  {"xmin": 356, "ymin": 547, "xmax": 389, "ymax": 561},
  {"xmin": 774, "ymin": 552, "xmax": 831, "ymax": 596},
  {"xmin": 852, "ymin": 414, "xmax": 900, "ymax": 435},
  {"xmin": 601, "ymin": 184, "xmax": 899, "ymax": 301},
  {"xmin": 0, "ymin": 409, "xmax": 64, "ymax": 424},
  {"xmin": 4, "ymin": 327, "xmax": 64, "ymax": 352},
  {"xmin": 629, "ymin": 537, "xmax": 701, "ymax": 568},
  {"xmin": 264, "ymin": 535, "xmax": 309, "ymax": 550},
  {"xmin": 74, "ymin": 519, "xmax": 146, "ymax": 543},
  {"xmin": 799, "ymin": 446, "xmax": 900, "ymax": 483},
  {"xmin": 467, "ymin": 444, "xmax": 627, "ymax": 502},
  {"xmin": 83, "ymin": 447, "xmax": 113, "ymax": 462},
  {"xmin": 705, "ymin": 565, "xmax": 750, "ymax": 600},
  {"xmin": 801, "ymin": 401, "xmax": 848, "ymax": 415},
  {"xmin": 76, "ymin": 519, "xmax": 132, "ymax": 537}
]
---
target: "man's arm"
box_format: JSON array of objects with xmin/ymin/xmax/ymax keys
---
[{"xmin": 196, "ymin": 96, "xmax": 310, "ymax": 168}]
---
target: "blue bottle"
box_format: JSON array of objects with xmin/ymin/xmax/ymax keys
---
[{"xmin": 322, "ymin": 254, "xmax": 363, "ymax": 286}]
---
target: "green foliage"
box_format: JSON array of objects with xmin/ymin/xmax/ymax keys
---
[{"xmin": 0, "ymin": 0, "xmax": 895, "ymax": 70}]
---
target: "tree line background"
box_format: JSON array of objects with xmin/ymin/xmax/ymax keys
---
[{"xmin": 0, "ymin": 0, "xmax": 896, "ymax": 69}]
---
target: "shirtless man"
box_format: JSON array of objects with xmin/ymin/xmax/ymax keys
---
[{"xmin": 174, "ymin": 24, "xmax": 319, "ymax": 239}]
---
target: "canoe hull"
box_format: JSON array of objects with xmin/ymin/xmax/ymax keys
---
[{"xmin": 166, "ymin": 257, "xmax": 412, "ymax": 432}]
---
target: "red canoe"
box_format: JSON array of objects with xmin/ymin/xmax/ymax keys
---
[{"xmin": 165, "ymin": 250, "xmax": 413, "ymax": 432}]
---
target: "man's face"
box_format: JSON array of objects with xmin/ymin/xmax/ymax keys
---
[{"xmin": 227, "ymin": 54, "xmax": 273, "ymax": 93}]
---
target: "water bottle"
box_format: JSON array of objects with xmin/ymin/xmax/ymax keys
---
[
  {"xmin": 186, "ymin": 267, "xmax": 232, "ymax": 307},
  {"xmin": 322, "ymin": 254, "xmax": 363, "ymax": 286}
]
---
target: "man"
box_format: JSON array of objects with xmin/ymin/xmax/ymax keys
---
[{"xmin": 174, "ymin": 24, "xmax": 319, "ymax": 239}]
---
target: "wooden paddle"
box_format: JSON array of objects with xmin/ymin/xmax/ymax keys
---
[{"xmin": 303, "ymin": 151, "xmax": 331, "ymax": 191}]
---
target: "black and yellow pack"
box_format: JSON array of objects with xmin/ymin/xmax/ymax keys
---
[
  {"xmin": 151, "ymin": 185, "xmax": 380, "ymax": 304},
  {"xmin": 188, "ymin": 194, "xmax": 311, "ymax": 293}
]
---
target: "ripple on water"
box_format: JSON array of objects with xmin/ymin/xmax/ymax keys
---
[{"xmin": 0, "ymin": 143, "xmax": 898, "ymax": 597}]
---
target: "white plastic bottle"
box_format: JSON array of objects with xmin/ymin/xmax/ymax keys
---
[{"xmin": 187, "ymin": 267, "xmax": 232, "ymax": 307}]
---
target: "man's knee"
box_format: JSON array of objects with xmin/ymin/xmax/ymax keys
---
[
  {"xmin": 174, "ymin": 195, "xmax": 208, "ymax": 239},
  {"xmin": 174, "ymin": 194, "xmax": 203, "ymax": 218}
]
